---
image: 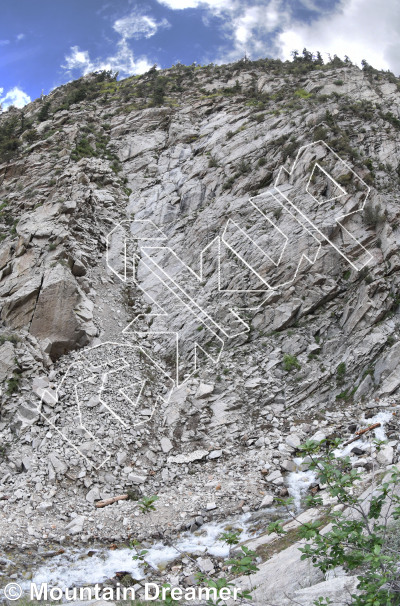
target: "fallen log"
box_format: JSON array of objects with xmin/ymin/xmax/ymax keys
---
[
  {"xmin": 95, "ymin": 494, "xmax": 128, "ymax": 508},
  {"xmin": 343, "ymin": 423, "xmax": 381, "ymax": 447}
]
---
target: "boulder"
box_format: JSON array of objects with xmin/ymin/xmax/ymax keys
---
[
  {"xmin": 1, "ymin": 275, "xmax": 43, "ymax": 328},
  {"xmin": 48, "ymin": 452, "xmax": 68, "ymax": 474},
  {"xmin": 128, "ymin": 473, "xmax": 147, "ymax": 484},
  {"xmin": 160, "ymin": 437, "xmax": 173, "ymax": 453},
  {"xmin": 266, "ymin": 470, "xmax": 284, "ymax": 485},
  {"xmin": 17, "ymin": 402, "xmax": 40, "ymax": 426},
  {"xmin": 195, "ymin": 383, "xmax": 214, "ymax": 399},
  {"xmin": 65, "ymin": 515, "xmax": 85, "ymax": 535},
  {"xmin": 37, "ymin": 501, "xmax": 53, "ymax": 513},
  {"xmin": 32, "ymin": 376, "xmax": 57, "ymax": 406},
  {"xmin": 285, "ymin": 434, "xmax": 301, "ymax": 450},
  {"xmin": 168, "ymin": 449, "xmax": 209, "ymax": 464},
  {"xmin": 72, "ymin": 259, "xmax": 87, "ymax": 277},
  {"xmin": 29, "ymin": 264, "xmax": 96, "ymax": 359},
  {"xmin": 260, "ymin": 494, "xmax": 274, "ymax": 508},
  {"xmin": 86, "ymin": 487, "xmax": 101, "ymax": 503},
  {"xmin": 376, "ymin": 445, "xmax": 394, "ymax": 466}
]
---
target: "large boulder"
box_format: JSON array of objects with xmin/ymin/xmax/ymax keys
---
[
  {"xmin": 29, "ymin": 264, "xmax": 96, "ymax": 359},
  {"xmin": 0, "ymin": 274, "xmax": 43, "ymax": 328}
]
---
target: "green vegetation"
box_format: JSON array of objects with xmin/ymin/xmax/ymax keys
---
[
  {"xmin": 129, "ymin": 539, "xmax": 149, "ymax": 565},
  {"xmin": 0, "ymin": 333, "xmax": 19, "ymax": 345},
  {"xmin": 268, "ymin": 438, "xmax": 400, "ymax": 606},
  {"xmin": 55, "ymin": 70, "xmax": 118, "ymax": 112},
  {"xmin": 151, "ymin": 75, "xmax": 168, "ymax": 106},
  {"xmin": 138, "ymin": 495, "xmax": 159, "ymax": 513},
  {"xmin": 363, "ymin": 203, "xmax": 386, "ymax": 227},
  {"xmin": 208, "ymin": 155, "xmax": 219, "ymax": 168},
  {"xmin": 219, "ymin": 530, "xmax": 242, "ymax": 546},
  {"xmin": 37, "ymin": 101, "xmax": 51, "ymax": 122},
  {"xmin": 70, "ymin": 123, "xmax": 121, "ymax": 169},
  {"xmin": 196, "ymin": 545, "xmax": 257, "ymax": 605},
  {"xmin": 336, "ymin": 172, "xmax": 353, "ymax": 186},
  {"xmin": 0, "ymin": 114, "xmax": 22, "ymax": 162},
  {"xmin": 336, "ymin": 362, "xmax": 346, "ymax": 385},
  {"xmin": 294, "ymin": 88, "xmax": 312, "ymax": 99},
  {"xmin": 282, "ymin": 354, "xmax": 301, "ymax": 372},
  {"xmin": 313, "ymin": 125, "xmax": 328, "ymax": 142},
  {"xmin": 6, "ymin": 372, "xmax": 21, "ymax": 395}
]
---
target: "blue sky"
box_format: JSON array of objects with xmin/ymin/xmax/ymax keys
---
[{"xmin": 1, "ymin": 0, "xmax": 399, "ymax": 109}]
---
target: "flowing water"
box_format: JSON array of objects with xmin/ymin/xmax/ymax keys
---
[
  {"xmin": 15, "ymin": 410, "xmax": 396, "ymax": 593},
  {"xmin": 286, "ymin": 409, "xmax": 395, "ymax": 511},
  {"xmin": 19, "ymin": 514, "xmax": 258, "ymax": 592}
]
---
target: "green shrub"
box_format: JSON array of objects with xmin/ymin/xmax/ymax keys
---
[
  {"xmin": 336, "ymin": 172, "xmax": 353, "ymax": 186},
  {"xmin": 268, "ymin": 438, "xmax": 400, "ymax": 606},
  {"xmin": 138, "ymin": 495, "xmax": 159, "ymax": 513},
  {"xmin": 151, "ymin": 76, "xmax": 167, "ymax": 106},
  {"xmin": 0, "ymin": 115, "xmax": 21, "ymax": 162},
  {"xmin": 313, "ymin": 125, "xmax": 328, "ymax": 142},
  {"xmin": 294, "ymin": 88, "xmax": 312, "ymax": 99},
  {"xmin": 71, "ymin": 136, "xmax": 97, "ymax": 161},
  {"xmin": 236, "ymin": 159, "xmax": 250, "ymax": 175},
  {"xmin": 282, "ymin": 354, "xmax": 301, "ymax": 372},
  {"xmin": 208, "ymin": 155, "xmax": 219, "ymax": 168},
  {"xmin": 22, "ymin": 128, "xmax": 38, "ymax": 143},
  {"xmin": 336, "ymin": 361, "xmax": 346, "ymax": 385},
  {"xmin": 37, "ymin": 101, "xmax": 51, "ymax": 122},
  {"xmin": 6, "ymin": 373, "xmax": 21, "ymax": 395},
  {"xmin": 222, "ymin": 176, "xmax": 236, "ymax": 190},
  {"xmin": 253, "ymin": 113, "xmax": 264, "ymax": 123},
  {"xmin": 363, "ymin": 203, "xmax": 385, "ymax": 227},
  {"xmin": 0, "ymin": 334, "xmax": 19, "ymax": 345}
]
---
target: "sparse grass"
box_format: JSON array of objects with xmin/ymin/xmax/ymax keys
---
[
  {"xmin": 6, "ymin": 373, "xmax": 21, "ymax": 395},
  {"xmin": 0, "ymin": 333, "xmax": 19, "ymax": 345},
  {"xmin": 294, "ymin": 88, "xmax": 312, "ymax": 99},
  {"xmin": 363, "ymin": 203, "xmax": 385, "ymax": 227}
]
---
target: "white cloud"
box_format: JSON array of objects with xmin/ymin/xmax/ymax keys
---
[
  {"xmin": 16, "ymin": 33, "xmax": 25, "ymax": 42},
  {"xmin": 277, "ymin": 0, "xmax": 400, "ymax": 74},
  {"xmin": 62, "ymin": 10, "xmax": 165, "ymax": 78},
  {"xmin": 0, "ymin": 39, "xmax": 10, "ymax": 46},
  {"xmin": 156, "ymin": 0, "xmax": 400, "ymax": 75},
  {"xmin": 113, "ymin": 13, "xmax": 170, "ymax": 39},
  {"xmin": 63, "ymin": 39, "xmax": 153, "ymax": 77},
  {"xmin": 157, "ymin": 0, "xmax": 287, "ymax": 64},
  {"xmin": 157, "ymin": 0, "xmax": 232, "ymax": 8},
  {"xmin": 0, "ymin": 86, "xmax": 31, "ymax": 109}
]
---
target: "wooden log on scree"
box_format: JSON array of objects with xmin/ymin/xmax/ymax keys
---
[
  {"xmin": 95, "ymin": 494, "xmax": 128, "ymax": 508},
  {"xmin": 343, "ymin": 422, "xmax": 381, "ymax": 446}
]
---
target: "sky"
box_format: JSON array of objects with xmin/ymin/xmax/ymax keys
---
[{"xmin": 1, "ymin": 0, "xmax": 399, "ymax": 110}]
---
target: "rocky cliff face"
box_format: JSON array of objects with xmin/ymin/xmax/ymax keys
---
[{"xmin": 1, "ymin": 56, "xmax": 400, "ymax": 601}]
